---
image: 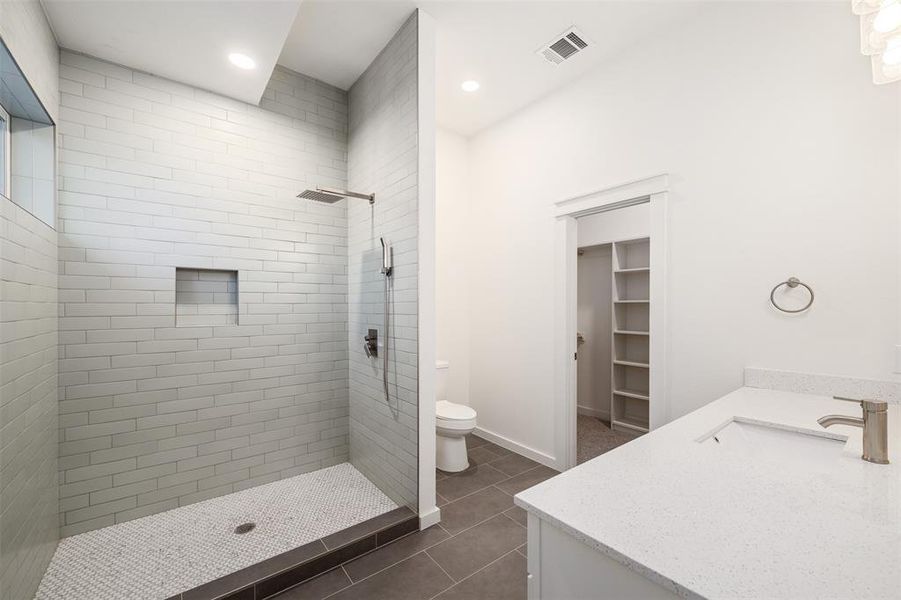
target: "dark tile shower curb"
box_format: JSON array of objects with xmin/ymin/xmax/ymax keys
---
[{"xmin": 167, "ymin": 506, "xmax": 419, "ymax": 600}]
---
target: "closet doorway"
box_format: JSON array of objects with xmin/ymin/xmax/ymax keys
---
[
  {"xmin": 575, "ymin": 209, "xmax": 649, "ymax": 463},
  {"xmin": 552, "ymin": 175, "xmax": 669, "ymax": 471}
]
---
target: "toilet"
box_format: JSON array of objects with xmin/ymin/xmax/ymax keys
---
[{"xmin": 435, "ymin": 360, "xmax": 477, "ymax": 472}]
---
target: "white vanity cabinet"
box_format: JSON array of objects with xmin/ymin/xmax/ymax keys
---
[
  {"xmin": 526, "ymin": 513, "xmax": 678, "ymax": 600},
  {"xmin": 516, "ymin": 387, "xmax": 901, "ymax": 600}
]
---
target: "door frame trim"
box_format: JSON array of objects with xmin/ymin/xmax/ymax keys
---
[{"xmin": 553, "ymin": 174, "xmax": 670, "ymax": 470}]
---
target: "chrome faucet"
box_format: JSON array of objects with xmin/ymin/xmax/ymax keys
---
[{"xmin": 818, "ymin": 397, "xmax": 889, "ymax": 464}]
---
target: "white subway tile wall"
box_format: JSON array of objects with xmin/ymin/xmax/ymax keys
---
[
  {"xmin": 347, "ymin": 12, "xmax": 420, "ymax": 509},
  {"xmin": 0, "ymin": 199, "xmax": 59, "ymax": 600},
  {"xmin": 56, "ymin": 51, "xmax": 353, "ymax": 536},
  {"xmin": 0, "ymin": 3, "xmax": 60, "ymax": 599}
]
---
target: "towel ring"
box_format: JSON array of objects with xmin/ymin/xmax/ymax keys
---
[{"xmin": 770, "ymin": 277, "xmax": 814, "ymax": 313}]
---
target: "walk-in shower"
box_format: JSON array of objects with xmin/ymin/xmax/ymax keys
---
[
  {"xmin": 8, "ymin": 8, "xmax": 423, "ymax": 599},
  {"xmin": 299, "ymin": 187, "xmax": 395, "ymax": 405}
]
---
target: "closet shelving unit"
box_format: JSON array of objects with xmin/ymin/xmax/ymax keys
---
[{"xmin": 610, "ymin": 237, "xmax": 650, "ymax": 434}]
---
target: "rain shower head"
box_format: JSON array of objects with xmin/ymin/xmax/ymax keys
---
[{"xmin": 298, "ymin": 187, "xmax": 375, "ymax": 205}]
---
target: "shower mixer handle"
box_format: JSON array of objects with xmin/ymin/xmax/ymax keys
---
[{"xmin": 364, "ymin": 329, "xmax": 378, "ymax": 358}]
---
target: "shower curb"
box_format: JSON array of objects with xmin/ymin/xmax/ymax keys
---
[{"xmin": 168, "ymin": 506, "xmax": 418, "ymax": 600}]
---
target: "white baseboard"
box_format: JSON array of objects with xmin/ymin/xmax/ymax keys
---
[
  {"xmin": 472, "ymin": 426, "xmax": 558, "ymax": 470},
  {"xmin": 577, "ymin": 405, "xmax": 609, "ymax": 420},
  {"xmin": 419, "ymin": 505, "xmax": 441, "ymax": 529}
]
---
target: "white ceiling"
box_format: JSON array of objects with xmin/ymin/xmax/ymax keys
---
[
  {"xmin": 41, "ymin": 0, "xmax": 700, "ymax": 136},
  {"xmin": 279, "ymin": 1, "xmax": 702, "ymax": 136},
  {"xmin": 42, "ymin": 0, "xmax": 301, "ymax": 105},
  {"xmin": 278, "ymin": 1, "xmax": 416, "ymax": 90}
]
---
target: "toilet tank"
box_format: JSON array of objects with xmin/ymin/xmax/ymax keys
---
[{"xmin": 436, "ymin": 360, "xmax": 449, "ymax": 402}]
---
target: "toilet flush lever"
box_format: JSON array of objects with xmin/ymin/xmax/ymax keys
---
[{"xmin": 364, "ymin": 329, "xmax": 378, "ymax": 358}]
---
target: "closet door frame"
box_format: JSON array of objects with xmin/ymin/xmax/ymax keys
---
[{"xmin": 553, "ymin": 174, "xmax": 669, "ymax": 471}]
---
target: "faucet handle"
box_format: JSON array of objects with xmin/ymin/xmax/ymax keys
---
[{"xmin": 833, "ymin": 396, "xmax": 887, "ymax": 413}]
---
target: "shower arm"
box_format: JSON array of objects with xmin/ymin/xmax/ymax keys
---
[{"xmin": 319, "ymin": 187, "xmax": 375, "ymax": 204}]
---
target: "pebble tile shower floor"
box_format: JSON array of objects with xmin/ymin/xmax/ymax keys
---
[{"xmin": 35, "ymin": 464, "xmax": 398, "ymax": 600}]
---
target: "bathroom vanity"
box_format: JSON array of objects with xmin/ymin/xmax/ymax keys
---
[{"xmin": 515, "ymin": 387, "xmax": 901, "ymax": 599}]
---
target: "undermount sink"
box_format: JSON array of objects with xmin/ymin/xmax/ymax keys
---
[{"xmin": 698, "ymin": 418, "xmax": 847, "ymax": 467}]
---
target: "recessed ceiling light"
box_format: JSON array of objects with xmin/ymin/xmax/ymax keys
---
[
  {"xmin": 228, "ymin": 53, "xmax": 256, "ymax": 70},
  {"xmin": 461, "ymin": 80, "xmax": 480, "ymax": 92}
]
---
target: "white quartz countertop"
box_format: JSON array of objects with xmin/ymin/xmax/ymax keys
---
[{"xmin": 515, "ymin": 388, "xmax": 901, "ymax": 599}]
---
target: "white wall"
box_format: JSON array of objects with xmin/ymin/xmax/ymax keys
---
[
  {"xmin": 576, "ymin": 245, "xmax": 611, "ymax": 419},
  {"xmin": 436, "ymin": 127, "xmax": 470, "ymax": 406},
  {"xmin": 458, "ymin": 2, "xmax": 899, "ymax": 460}
]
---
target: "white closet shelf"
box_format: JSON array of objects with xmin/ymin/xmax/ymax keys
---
[
  {"xmin": 613, "ymin": 360, "xmax": 650, "ymax": 369},
  {"xmin": 612, "ymin": 417, "xmax": 649, "ymax": 434},
  {"xmin": 609, "ymin": 236, "xmax": 651, "ymax": 438},
  {"xmin": 614, "ymin": 388, "xmax": 649, "ymax": 401}
]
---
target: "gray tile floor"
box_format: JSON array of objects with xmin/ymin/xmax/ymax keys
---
[{"xmin": 272, "ymin": 435, "xmax": 558, "ymax": 600}]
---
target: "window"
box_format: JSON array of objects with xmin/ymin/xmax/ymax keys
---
[
  {"xmin": 0, "ymin": 37, "xmax": 55, "ymax": 226},
  {"xmin": 0, "ymin": 102, "xmax": 9, "ymax": 199}
]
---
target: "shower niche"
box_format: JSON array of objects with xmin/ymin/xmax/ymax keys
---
[{"xmin": 175, "ymin": 268, "xmax": 238, "ymax": 327}]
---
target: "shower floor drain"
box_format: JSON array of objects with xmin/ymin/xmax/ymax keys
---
[{"xmin": 234, "ymin": 522, "xmax": 256, "ymax": 535}]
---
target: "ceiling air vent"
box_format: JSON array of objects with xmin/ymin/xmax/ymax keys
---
[{"xmin": 538, "ymin": 27, "xmax": 590, "ymax": 65}]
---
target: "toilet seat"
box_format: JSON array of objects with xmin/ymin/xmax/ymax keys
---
[
  {"xmin": 436, "ymin": 400, "xmax": 476, "ymax": 421},
  {"xmin": 436, "ymin": 401, "xmax": 477, "ymax": 430}
]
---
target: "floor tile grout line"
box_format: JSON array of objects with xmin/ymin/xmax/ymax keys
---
[
  {"xmin": 438, "ymin": 475, "xmax": 515, "ymax": 507},
  {"xmin": 330, "ymin": 505, "xmax": 516, "ymax": 592},
  {"xmin": 276, "ymin": 440, "xmax": 536, "ymax": 599},
  {"xmin": 337, "ymin": 529, "xmax": 429, "ymax": 585},
  {"xmin": 438, "ymin": 460, "xmax": 550, "ymax": 504},
  {"xmin": 501, "ymin": 506, "xmax": 528, "ymax": 529},
  {"xmin": 437, "ymin": 482, "xmax": 496, "ymax": 505},
  {"xmin": 253, "ymin": 519, "xmax": 420, "ymax": 599},
  {"xmin": 318, "ymin": 563, "xmax": 363, "ymax": 600},
  {"xmin": 495, "ymin": 464, "xmax": 555, "ymax": 492},
  {"xmin": 424, "ymin": 549, "xmax": 459, "ymax": 586},
  {"xmin": 441, "ymin": 461, "xmax": 508, "ymax": 483},
  {"xmin": 500, "ymin": 511, "xmax": 527, "ymax": 530},
  {"xmin": 335, "ymin": 525, "xmax": 453, "ymax": 588},
  {"xmin": 320, "ymin": 549, "xmax": 456, "ymax": 600},
  {"xmin": 426, "ymin": 548, "xmax": 525, "ymax": 600},
  {"xmin": 439, "ymin": 504, "xmax": 520, "ymax": 539},
  {"xmin": 333, "ymin": 565, "xmax": 354, "ymax": 596}
]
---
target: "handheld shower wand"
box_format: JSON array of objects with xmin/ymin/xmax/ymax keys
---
[
  {"xmin": 380, "ymin": 238, "xmax": 393, "ymax": 405},
  {"xmin": 380, "ymin": 237, "xmax": 392, "ymax": 276}
]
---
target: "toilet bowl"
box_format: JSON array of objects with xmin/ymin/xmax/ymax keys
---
[{"xmin": 435, "ymin": 361, "xmax": 477, "ymax": 472}]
